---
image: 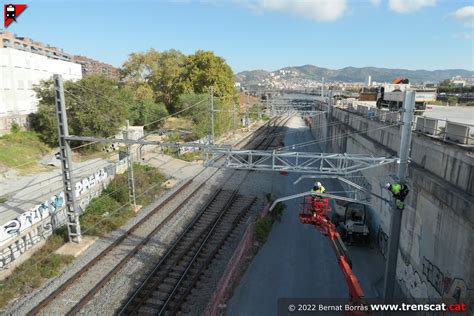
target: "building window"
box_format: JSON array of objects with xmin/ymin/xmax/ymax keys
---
[
  {"xmin": 2, "ymin": 39, "xmax": 11, "ymax": 48},
  {"xmin": 27, "ymin": 80, "xmax": 33, "ymax": 90},
  {"xmin": 17, "ymin": 80, "xmax": 24, "ymax": 90},
  {"xmin": 14, "ymin": 42, "xmax": 22, "ymax": 49},
  {"xmin": 25, "ymin": 59, "xmax": 31, "ymax": 69}
]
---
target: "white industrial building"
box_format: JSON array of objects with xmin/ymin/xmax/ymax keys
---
[{"xmin": 0, "ymin": 32, "xmax": 82, "ymax": 133}]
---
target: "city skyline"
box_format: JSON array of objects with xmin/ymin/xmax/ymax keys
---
[{"xmin": 1, "ymin": 0, "xmax": 473, "ymax": 73}]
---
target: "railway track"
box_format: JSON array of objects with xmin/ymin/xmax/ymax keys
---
[
  {"xmin": 26, "ymin": 114, "xmax": 291, "ymax": 315},
  {"xmin": 117, "ymin": 116, "xmax": 290, "ymax": 315},
  {"xmin": 119, "ymin": 190, "xmax": 256, "ymax": 315}
]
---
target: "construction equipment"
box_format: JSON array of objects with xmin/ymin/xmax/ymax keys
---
[
  {"xmin": 333, "ymin": 201, "xmax": 370, "ymax": 246},
  {"xmin": 299, "ymin": 196, "xmax": 369, "ymax": 313}
]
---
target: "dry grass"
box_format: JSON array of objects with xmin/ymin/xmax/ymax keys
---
[{"xmin": 162, "ymin": 117, "xmax": 194, "ymax": 130}]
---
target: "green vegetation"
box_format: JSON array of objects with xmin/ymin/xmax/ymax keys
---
[
  {"xmin": 0, "ymin": 158, "xmax": 165, "ymax": 310},
  {"xmin": 0, "ymin": 196, "xmax": 7, "ymax": 203},
  {"xmin": 0, "ymin": 233, "xmax": 73, "ymax": 310},
  {"xmin": 80, "ymin": 163, "xmax": 166, "ymax": 236},
  {"xmin": 0, "ymin": 131, "xmax": 51, "ymax": 173},
  {"xmin": 255, "ymin": 199, "xmax": 286, "ymax": 243},
  {"xmin": 28, "ymin": 49, "xmax": 238, "ymax": 155},
  {"xmin": 429, "ymin": 100, "xmax": 446, "ymax": 106},
  {"xmin": 10, "ymin": 122, "xmax": 20, "ymax": 133},
  {"xmin": 465, "ymin": 102, "xmax": 474, "ymax": 107},
  {"xmin": 179, "ymin": 151, "xmax": 202, "ymax": 162},
  {"xmin": 447, "ymin": 96, "xmax": 458, "ymax": 106},
  {"xmin": 255, "ymin": 217, "xmax": 273, "ymax": 243},
  {"xmin": 28, "ymin": 75, "xmax": 129, "ymax": 149}
]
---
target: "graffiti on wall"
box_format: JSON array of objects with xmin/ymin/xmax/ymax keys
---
[
  {"xmin": 0, "ymin": 222, "xmax": 53, "ymax": 269},
  {"xmin": 1, "ymin": 168, "xmax": 108, "ymax": 248},
  {"xmin": 74, "ymin": 168, "xmax": 107, "ymax": 197},
  {"xmin": 0, "ymin": 192, "xmax": 65, "ymax": 247},
  {"xmin": 377, "ymin": 226, "xmax": 389, "ymax": 258},
  {"xmin": 398, "ymin": 255, "xmax": 473, "ymax": 304}
]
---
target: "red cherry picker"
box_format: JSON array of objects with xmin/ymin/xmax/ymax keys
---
[
  {"xmin": 300, "ymin": 196, "xmax": 365, "ymax": 307},
  {"xmin": 270, "ymin": 191, "xmax": 376, "ymax": 314}
]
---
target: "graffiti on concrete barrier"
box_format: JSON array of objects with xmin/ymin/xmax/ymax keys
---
[
  {"xmin": 0, "ymin": 191, "xmax": 65, "ymax": 247},
  {"xmin": 74, "ymin": 168, "xmax": 108, "ymax": 197},
  {"xmin": 377, "ymin": 226, "xmax": 389, "ymax": 258},
  {"xmin": 398, "ymin": 257, "xmax": 429, "ymax": 298},
  {"xmin": 0, "ymin": 221, "xmax": 53, "ymax": 269},
  {"xmin": 0, "ymin": 168, "xmax": 107, "ymax": 248},
  {"xmin": 422, "ymin": 256, "xmax": 446, "ymax": 295},
  {"xmin": 398, "ymin": 255, "xmax": 473, "ymax": 303}
]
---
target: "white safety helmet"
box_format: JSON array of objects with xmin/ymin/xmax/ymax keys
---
[
  {"xmin": 314, "ymin": 181, "xmax": 322, "ymax": 188},
  {"xmin": 384, "ymin": 183, "xmax": 391, "ymax": 189}
]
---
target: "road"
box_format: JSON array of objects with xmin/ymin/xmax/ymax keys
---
[{"xmin": 226, "ymin": 116, "xmax": 390, "ymax": 316}]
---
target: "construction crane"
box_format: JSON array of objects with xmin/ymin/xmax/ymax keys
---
[{"xmin": 299, "ymin": 196, "xmax": 369, "ymax": 314}]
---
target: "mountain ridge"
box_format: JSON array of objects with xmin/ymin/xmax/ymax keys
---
[{"xmin": 234, "ymin": 65, "xmax": 473, "ymax": 86}]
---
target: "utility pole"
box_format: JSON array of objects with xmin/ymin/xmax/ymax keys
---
[
  {"xmin": 321, "ymin": 77, "xmax": 325, "ymax": 99},
  {"xmin": 269, "ymin": 93, "xmax": 273, "ymax": 116},
  {"xmin": 383, "ymin": 91, "xmax": 415, "ymax": 301},
  {"xmin": 54, "ymin": 74, "xmax": 81, "ymax": 243},
  {"xmin": 209, "ymin": 86, "xmax": 215, "ymax": 144},
  {"xmin": 232, "ymin": 102, "xmax": 236, "ymax": 135},
  {"xmin": 326, "ymin": 90, "xmax": 333, "ymax": 152},
  {"xmin": 123, "ymin": 120, "xmax": 136, "ymax": 208}
]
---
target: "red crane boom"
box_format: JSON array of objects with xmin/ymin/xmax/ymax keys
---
[{"xmin": 299, "ymin": 197, "xmax": 367, "ymax": 308}]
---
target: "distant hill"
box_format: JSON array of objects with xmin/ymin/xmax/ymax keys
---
[{"xmin": 234, "ymin": 65, "xmax": 473, "ymax": 86}]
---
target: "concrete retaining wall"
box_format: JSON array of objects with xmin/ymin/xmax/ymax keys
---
[
  {"xmin": 0, "ymin": 159, "xmax": 128, "ymax": 279},
  {"xmin": 311, "ymin": 106, "xmax": 474, "ymax": 303}
]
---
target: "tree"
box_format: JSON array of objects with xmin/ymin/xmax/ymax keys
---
[
  {"xmin": 439, "ymin": 79, "xmax": 452, "ymax": 87},
  {"xmin": 183, "ymin": 50, "xmax": 236, "ymax": 100},
  {"xmin": 29, "ymin": 75, "xmax": 128, "ymax": 149},
  {"xmin": 447, "ymin": 96, "xmax": 458, "ymax": 106},
  {"xmin": 149, "ymin": 49, "xmax": 188, "ymax": 113}
]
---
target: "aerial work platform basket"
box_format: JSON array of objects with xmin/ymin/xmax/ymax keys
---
[{"xmin": 299, "ymin": 196, "xmax": 331, "ymax": 226}]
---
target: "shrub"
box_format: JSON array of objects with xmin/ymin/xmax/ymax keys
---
[
  {"xmin": 255, "ymin": 217, "xmax": 273, "ymax": 243},
  {"xmin": 10, "ymin": 122, "xmax": 20, "ymax": 133},
  {"xmin": 80, "ymin": 195, "xmax": 133, "ymax": 236}
]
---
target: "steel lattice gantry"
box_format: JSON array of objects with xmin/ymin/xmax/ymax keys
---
[
  {"xmin": 203, "ymin": 148, "xmax": 398, "ymax": 175},
  {"xmin": 272, "ymin": 109, "xmax": 324, "ymax": 117}
]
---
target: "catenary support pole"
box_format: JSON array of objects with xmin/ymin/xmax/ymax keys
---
[
  {"xmin": 123, "ymin": 120, "xmax": 136, "ymax": 208},
  {"xmin": 54, "ymin": 74, "xmax": 81, "ymax": 243},
  {"xmin": 326, "ymin": 90, "xmax": 333, "ymax": 152},
  {"xmin": 208, "ymin": 86, "xmax": 215, "ymax": 144},
  {"xmin": 232, "ymin": 102, "xmax": 236, "ymax": 135},
  {"xmin": 383, "ymin": 90, "xmax": 416, "ymax": 301}
]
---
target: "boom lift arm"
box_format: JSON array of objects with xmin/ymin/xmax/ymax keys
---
[{"xmin": 299, "ymin": 197, "xmax": 366, "ymax": 307}]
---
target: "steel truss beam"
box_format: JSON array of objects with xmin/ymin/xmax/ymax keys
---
[
  {"xmin": 269, "ymin": 191, "xmax": 372, "ymax": 212},
  {"xmin": 294, "ymin": 175, "xmax": 391, "ymax": 204},
  {"xmin": 204, "ymin": 148, "xmax": 398, "ymax": 175},
  {"xmin": 272, "ymin": 109, "xmax": 324, "ymax": 117}
]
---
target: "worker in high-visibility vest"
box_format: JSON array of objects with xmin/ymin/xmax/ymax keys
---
[
  {"xmin": 385, "ymin": 182, "xmax": 409, "ymax": 209},
  {"xmin": 310, "ymin": 182, "xmax": 326, "ymax": 215},
  {"xmin": 311, "ymin": 181, "xmax": 326, "ymax": 197}
]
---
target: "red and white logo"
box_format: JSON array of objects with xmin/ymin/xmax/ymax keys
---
[{"xmin": 4, "ymin": 4, "xmax": 27, "ymax": 28}]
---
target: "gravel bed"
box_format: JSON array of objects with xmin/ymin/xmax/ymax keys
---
[
  {"xmin": 180, "ymin": 203, "xmax": 261, "ymax": 316},
  {"xmin": 75, "ymin": 169, "xmax": 247, "ymax": 314},
  {"xmin": 4, "ymin": 166, "xmax": 223, "ymax": 315},
  {"xmin": 5, "ymin": 123, "xmax": 279, "ymax": 316}
]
